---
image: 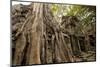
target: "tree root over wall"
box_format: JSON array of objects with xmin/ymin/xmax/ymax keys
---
[{"xmin": 12, "ymin": 3, "xmax": 96, "ymax": 66}]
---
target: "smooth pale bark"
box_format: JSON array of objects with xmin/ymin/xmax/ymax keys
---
[
  {"xmin": 13, "ymin": 3, "xmax": 76, "ymax": 65},
  {"xmin": 28, "ymin": 3, "xmax": 43, "ymax": 64}
]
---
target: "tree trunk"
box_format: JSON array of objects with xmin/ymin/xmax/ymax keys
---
[{"xmin": 12, "ymin": 3, "xmax": 75, "ymax": 65}]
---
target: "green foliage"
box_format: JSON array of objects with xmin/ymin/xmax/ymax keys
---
[{"xmin": 51, "ymin": 4, "xmax": 96, "ymax": 35}]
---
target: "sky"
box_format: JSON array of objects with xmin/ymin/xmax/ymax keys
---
[{"xmin": 12, "ymin": 1, "xmax": 31, "ymax": 5}]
